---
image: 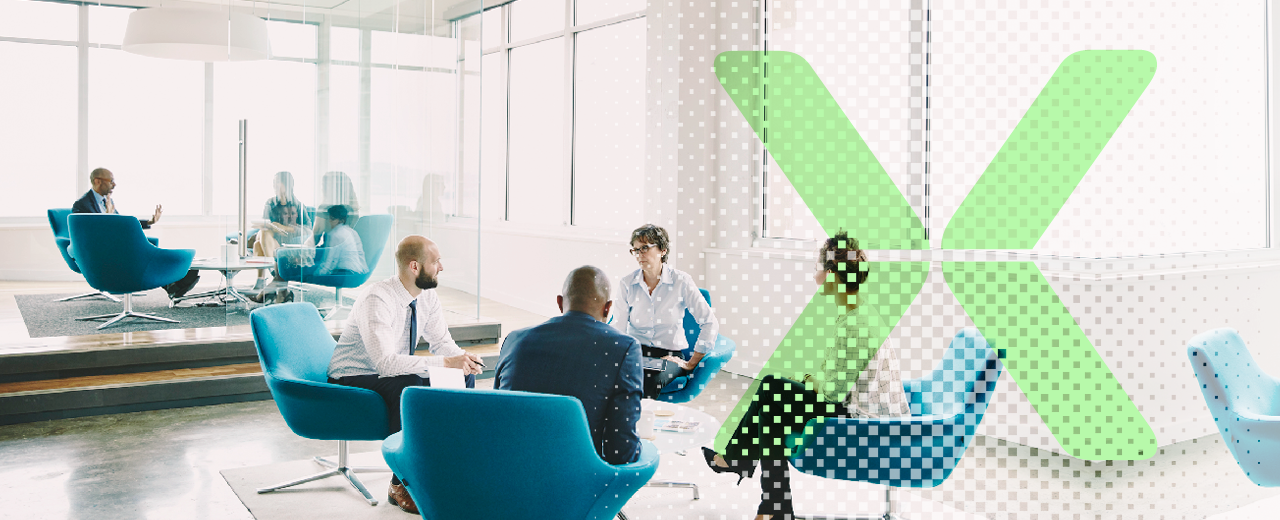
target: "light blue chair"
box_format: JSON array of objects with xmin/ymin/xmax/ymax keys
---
[
  {"xmin": 275, "ymin": 214, "xmax": 393, "ymax": 319},
  {"xmin": 1187, "ymin": 327, "xmax": 1280, "ymax": 487},
  {"xmin": 382, "ymin": 387, "xmax": 660, "ymax": 520},
  {"xmin": 48, "ymin": 208, "xmax": 158, "ymax": 303},
  {"xmin": 250, "ymin": 303, "xmax": 391, "ymax": 505},
  {"xmin": 658, "ymin": 287, "xmax": 737, "ymax": 403},
  {"xmin": 66, "ymin": 214, "xmax": 193, "ymax": 329},
  {"xmin": 786, "ymin": 328, "xmax": 1002, "ymax": 518}
]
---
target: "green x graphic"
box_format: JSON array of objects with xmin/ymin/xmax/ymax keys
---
[{"xmin": 712, "ymin": 50, "xmax": 1157, "ymax": 460}]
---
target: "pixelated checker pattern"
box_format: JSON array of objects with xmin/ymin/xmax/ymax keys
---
[
  {"xmin": 940, "ymin": 50, "xmax": 1156, "ymax": 251},
  {"xmin": 715, "ymin": 50, "xmax": 927, "ymax": 251},
  {"xmin": 930, "ymin": 1, "xmax": 1268, "ymax": 255},
  {"xmin": 760, "ymin": 0, "xmax": 922, "ymax": 242},
  {"xmin": 788, "ymin": 328, "xmax": 1002, "ymax": 488},
  {"xmin": 714, "ymin": 48, "xmax": 1157, "ymax": 460}
]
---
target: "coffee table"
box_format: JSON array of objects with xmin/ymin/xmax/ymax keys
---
[
  {"xmin": 173, "ymin": 257, "xmax": 276, "ymax": 306},
  {"xmin": 639, "ymin": 399, "xmax": 720, "ymax": 500}
]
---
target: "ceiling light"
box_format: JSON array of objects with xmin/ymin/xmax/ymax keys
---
[{"xmin": 123, "ymin": 7, "xmax": 271, "ymax": 62}]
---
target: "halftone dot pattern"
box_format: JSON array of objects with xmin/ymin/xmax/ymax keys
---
[
  {"xmin": 930, "ymin": 1, "xmax": 1268, "ymax": 255},
  {"xmin": 940, "ymin": 50, "xmax": 1156, "ymax": 251},
  {"xmin": 789, "ymin": 329, "xmax": 1001, "ymax": 487},
  {"xmin": 640, "ymin": 0, "xmax": 1277, "ymax": 517},
  {"xmin": 943, "ymin": 260, "xmax": 1157, "ymax": 460}
]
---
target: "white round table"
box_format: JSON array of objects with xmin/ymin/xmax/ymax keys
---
[
  {"xmin": 639, "ymin": 399, "xmax": 721, "ymax": 500},
  {"xmin": 173, "ymin": 257, "xmax": 276, "ymax": 306}
]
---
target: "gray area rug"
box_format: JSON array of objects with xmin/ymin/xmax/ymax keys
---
[
  {"xmin": 16, "ymin": 285, "xmax": 348, "ymax": 338},
  {"xmin": 219, "ymin": 433, "xmax": 1280, "ymax": 519},
  {"xmin": 220, "ymin": 448, "xmax": 980, "ymax": 520}
]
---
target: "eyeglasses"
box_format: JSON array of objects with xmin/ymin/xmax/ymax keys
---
[{"xmin": 628, "ymin": 244, "xmax": 658, "ymax": 256}]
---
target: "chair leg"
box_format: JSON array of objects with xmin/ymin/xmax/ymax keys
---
[
  {"xmin": 55, "ymin": 290, "xmax": 120, "ymax": 303},
  {"xmin": 256, "ymin": 440, "xmax": 378, "ymax": 506},
  {"xmin": 313, "ymin": 455, "xmax": 390, "ymax": 473},
  {"xmin": 75, "ymin": 293, "xmax": 179, "ymax": 330},
  {"xmin": 321, "ymin": 287, "xmax": 351, "ymax": 320},
  {"xmin": 793, "ymin": 486, "xmax": 905, "ymax": 520},
  {"xmin": 644, "ymin": 480, "xmax": 699, "ymax": 500}
]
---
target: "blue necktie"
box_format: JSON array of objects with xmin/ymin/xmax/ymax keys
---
[{"xmin": 408, "ymin": 300, "xmax": 418, "ymax": 355}]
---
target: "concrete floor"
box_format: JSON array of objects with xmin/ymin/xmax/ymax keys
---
[{"xmin": 0, "ymin": 374, "xmax": 749, "ymax": 520}]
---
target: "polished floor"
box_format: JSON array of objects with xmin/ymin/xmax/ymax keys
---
[{"xmin": 0, "ymin": 374, "xmax": 748, "ymax": 520}]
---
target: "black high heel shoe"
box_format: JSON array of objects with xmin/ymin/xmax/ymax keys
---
[{"xmin": 702, "ymin": 447, "xmax": 757, "ymax": 485}]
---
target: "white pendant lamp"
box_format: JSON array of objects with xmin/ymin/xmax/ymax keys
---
[{"xmin": 123, "ymin": 7, "xmax": 271, "ymax": 62}]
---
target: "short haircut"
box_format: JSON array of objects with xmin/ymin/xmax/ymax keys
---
[
  {"xmin": 89, "ymin": 168, "xmax": 111, "ymax": 181},
  {"xmin": 396, "ymin": 237, "xmax": 429, "ymax": 269},
  {"xmin": 327, "ymin": 204, "xmax": 350, "ymax": 224},
  {"xmin": 629, "ymin": 224, "xmax": 670, "ymax": 263},
  {"xmin": 562, "ymin": 266, "xmax": 611, "ymax": 310},
  {"xmin": 818, "ymin": 230, "xmax": 869, "ymax": 292}
]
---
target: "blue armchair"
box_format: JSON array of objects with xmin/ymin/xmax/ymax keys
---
[
  {"xmin": 1188, "ymin": 327, "xmax": 1280, "ymax": 487},
  {"xmin": 786, "ymin": 328, "xmax": 1002, "ymax": 517},
  {"xmin": 66, "ymin": 214, "xmax": 193, "ymax": 330},
  {"xmin": 276, "ymin": 214, "xmax": 393, "ymax": 319},
  {"xmin": 250, "ymin": 302, "xmax": 391, "ymax": 505},
  {"xmin": 658, "ymin": 288, "xmax": 737, "ymax": 403},
  {"xmin": 48, "ymin": 208, "xmax": 158, "ymax": 303},
  {"xmin": 383, "ymin": 387, "xmax": 660, "ymax": 520}
]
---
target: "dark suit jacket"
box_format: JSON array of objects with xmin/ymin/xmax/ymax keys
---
[
  {"xmin": 72, "ymin": 190, "xmax": 150, "ymax": 229},
  {"xmin": 493, "ymin": 311, "xmax": 644, "ymax": 465}
]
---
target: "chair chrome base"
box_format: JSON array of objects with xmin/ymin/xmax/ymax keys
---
[
  {"xmin": 645, "ymin": 480, "xmax": 699, "ymax": 500},
  {"xmin": 795, "ymin": 487, "xmax": 905, "ymax": 520},
  {"xmin": 56, "ymin": 290, "xmax": 120, "ymax": 303},
  {"xmin": 256, "ymin": 440, "xmax": 385, "ymax": 506},
  {"xmin": 76, "ymin": 293, "xmax": 178, "ymax": 330},
  {"xmin": 319, "ymin": 287, "xmax": 351, "ymax": 320}
]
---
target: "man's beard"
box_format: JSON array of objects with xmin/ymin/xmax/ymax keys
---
[{"xmin": 415, "ymin": 269, "xmax": 438, "ymax": 290}]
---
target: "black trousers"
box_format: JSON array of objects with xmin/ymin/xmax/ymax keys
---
[
  {"xmin": 640, "ymin": 345, "xmax": 689, "ymax": 399},
  {"xmin": 724, "ymin": 374, "xmax": 846, "ymax": 517},
  {"xmin": 329, "ymin": 372, "xmax": 476, "ymax": 485}
]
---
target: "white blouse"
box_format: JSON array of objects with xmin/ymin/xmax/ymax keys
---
[{"xmin": 611, "ymin": 265, "xmax": 719, "ymax": 354}]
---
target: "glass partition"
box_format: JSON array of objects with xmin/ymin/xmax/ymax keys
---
[{"xmin": 3, "ymin": 0, "xmax": 484, "ymax": 333}]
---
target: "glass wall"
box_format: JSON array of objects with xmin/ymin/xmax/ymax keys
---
[{"xmin": 0, "ymin": 0, "xmax": 482, "ymax": 331}]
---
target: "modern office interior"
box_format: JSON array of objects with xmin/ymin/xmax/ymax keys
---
[{"xmin": 3, "ymin": 0, "xmax": 1280, "ymax": 518}]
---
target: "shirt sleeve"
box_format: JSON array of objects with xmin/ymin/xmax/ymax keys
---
[
  {"xmin": 681, "ymin": 274, "xmax": 718, "ymax": 354},
  {"xmin": 418, "ymin": 292, "xmax": 465, "ymax": 367},
  {"xmin": 356, "ymin": 293, "xmax": 432, "ymax": 377},
  {"xmin": 609, "ymin": 277, "xmax": 631, "ymax": 335}
]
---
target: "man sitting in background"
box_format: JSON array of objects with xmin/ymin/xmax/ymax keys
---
[
  {"xmin": 493, "ymin": 266, "xmax": 644, "ymax": 465},
  {"xmin": 72, "ymin": 167, "xmax": 199, "ymax": 299},
  {"xmin": 313, "ymin": 204, "xmax": 367, "ymax": 276}
]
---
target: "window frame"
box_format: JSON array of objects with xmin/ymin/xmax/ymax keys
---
[{"xmin": 481, "ymin": 0, "xmax": 645, "ymax": 229}]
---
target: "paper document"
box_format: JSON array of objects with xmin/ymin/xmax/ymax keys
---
[{"xmin": 426, "ymin": 366, "xmax": 467, "ymax": 389}]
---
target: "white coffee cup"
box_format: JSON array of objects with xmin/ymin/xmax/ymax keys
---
[
  {"xmin": 221, "ymin": 244, "xmax": 238, "ymax": 263},
  {"xmin": 637, "ymin": 409, "xmax": 656, "ymax": 440}
]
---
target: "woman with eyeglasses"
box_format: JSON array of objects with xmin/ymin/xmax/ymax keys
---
[
  {"xmin": 700, "ymin": 231, "xmax": 910, "ymax": 520},
  {"xmin": 612, "ymin": 224, "xmax": 719, "ymax": 399}
]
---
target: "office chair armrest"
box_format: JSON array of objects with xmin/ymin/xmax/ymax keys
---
[
  {"xmin": 1235, "ymin": 409, "xmax": 1280, "ymax": 423},
  {"xmin": 265, "ymin": 377, "xmax": 391, "ymax": 441},
  {"xmin": 583, "ymin": 440, "xmax": 660, "ymax": 520},
  {"xmin": 381, "ymin": 431, "xmax": 406, "ymax": 478}
]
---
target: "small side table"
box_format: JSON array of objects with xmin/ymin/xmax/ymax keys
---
[{"xmin": 173, "ymin": 257, "xmax": 276, "ymax": 306}]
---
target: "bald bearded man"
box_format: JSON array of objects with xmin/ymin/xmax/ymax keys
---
[
  {"xmin": 492, "ymin": 266, "xmax": 644, "ymax": 465},
  {"xmin": 327, "ymin": 235, "xmax": 484, "ymax": 515}
]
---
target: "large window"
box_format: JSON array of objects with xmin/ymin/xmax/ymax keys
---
[
  {"xmin": 0, "ymin": 0, "xmax": 320, "ymax": 219},
  {"xmin": 481, "ymin": 0, "xmax": 646, "ymax": 231}
]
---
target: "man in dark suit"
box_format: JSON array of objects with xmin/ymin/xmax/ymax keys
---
[
  {"xmin": 493, "ymin": 266, "xmax": 644, "ymax": 465},
  {"xmin": 72, "ymin": 167, "xmax": 199, "ymax": 298}
]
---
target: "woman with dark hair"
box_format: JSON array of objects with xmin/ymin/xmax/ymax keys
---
[
  {"xmin": 612, "ymin": 224, "xmax": 719, "ymax": 399},
  {"xmin": 701, "ymin": 231, "xmax": 910, "ymax": 520}
]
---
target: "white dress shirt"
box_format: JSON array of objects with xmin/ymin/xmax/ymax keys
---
[
  {"xmin": 328, "ymin": 276, "xmax": 465, "ymax": 379},
  {"xmin": 817, "ymin": 303, "xmax": 910, "ymax": 418},
  {"xmin": 314, "ymin": 224, "xmax": 368, "ymax": 274},
  {"xmin": 611, "ymin": 265, "xmax": 718, "ymax": 354}
]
